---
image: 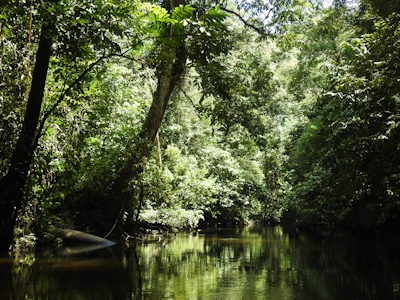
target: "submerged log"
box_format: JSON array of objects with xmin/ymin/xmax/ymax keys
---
[
  {"xmin": 58, "ymin": 244, "xmax": 115, "ymax": 256},
  {"xmin": 61, "ymin": 229, "xmax": 116, "ymax": 246}
]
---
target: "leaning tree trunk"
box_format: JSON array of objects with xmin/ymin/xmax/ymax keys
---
[
  {"xmin": 0, "ymin": 28, "xmax": 53, "ymax": 251},
  {"xmin": 105, "ymin": 30, "xmax": 187, "ymax": 230}
]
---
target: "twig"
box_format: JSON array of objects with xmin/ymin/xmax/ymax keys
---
[{"xmin": 122, "ymin": 232, "xmax": 143, "ymax": 241}]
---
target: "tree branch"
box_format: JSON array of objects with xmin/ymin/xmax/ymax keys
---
[
  {"xmin": 32, "ymin": 33, "xmax": 189, "ymax": 151},
  {"xmin": 175, "ymin": 82, "xmax": 198, "ymax": 110},
  {"xmin": 33, "ymin": 53, "xmax": 112, "ymax": 151},
  {"xmin": 220, "ymin": 7, "xmax": 270, "ymax": 37}
]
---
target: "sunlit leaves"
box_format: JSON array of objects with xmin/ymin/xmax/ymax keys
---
[
  {"xmin": 171, "ymin": 4, "xmax": 194, "ymax": 23},
  {"xmin": 139, "ymin": 2, "xmax": 194, "ymax": 26}
]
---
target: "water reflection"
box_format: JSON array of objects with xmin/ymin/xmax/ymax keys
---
[
  {"xmin": 1, "ymin": 226, "xmax": 400, "ymax": 300},
  {"xmin": 58, "ymin": 243, "xmax": 117, "ymax": 256}
]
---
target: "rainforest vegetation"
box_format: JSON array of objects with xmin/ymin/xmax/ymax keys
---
[{"xmin": 0, "ymin": 0, "xmax": 399, "ymax": 251}]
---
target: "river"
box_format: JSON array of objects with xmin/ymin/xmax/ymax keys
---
[{"xmin": 0, "ymin": 226, "xmax": 399, "ymax": 299}]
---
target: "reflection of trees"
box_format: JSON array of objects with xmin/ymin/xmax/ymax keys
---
[
  {"xmin": 0, "ymin": 255, "xmax": 13, "ymax": 299},
  {"xmin": 9, "ymin": 247, "xmax": 141, "ymax": 300},
  {"xmin": 136, "ymin": 228, "xmax": 298, "ymax": 299},
  {"xmin": 292, "ymin": 237, "xmax": 399, "ymax": 300},
  {"xmin": 3, "ymin": 227, "xmax": 400, "ymax": 299},
  {"xmin": 137, "ymin": 227, "xmax": 400, "ymax": 300}
]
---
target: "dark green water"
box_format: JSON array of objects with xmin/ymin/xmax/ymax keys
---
[{"xmin": 1, "ymin": 226, "xmax": 400, "ymax": 300}]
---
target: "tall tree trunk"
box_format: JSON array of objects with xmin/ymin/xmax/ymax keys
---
[
  {"xmin": 105, "ymin": 35, "xmax": 187, "ymax": 230},
  {"xmin": 0, "ymin": 27, "xmax": 52, "ymax": 251}
]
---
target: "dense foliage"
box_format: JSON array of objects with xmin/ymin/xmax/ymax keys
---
[
  {"xmin": 285, "ymin": 1, "xmax": 400, "ymax": 232},
  {"xmin": 1, "ymin": 0, "xmax": 400, "ymax": 250}
]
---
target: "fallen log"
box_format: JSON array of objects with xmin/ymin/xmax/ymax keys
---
[{"xmin": 61, "ymin": 229, "xmax": 116, "ymax": 246}]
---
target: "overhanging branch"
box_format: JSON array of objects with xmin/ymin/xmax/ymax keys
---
[
  {"xmin": 176, "ymin": 83, "xmax": 198, "ymax": 110},
  {"xmin": 32, "ymin": 34, "xmax": 165, "ymax": 149},
  {"xmin": 33, "ymin": 53, "xmax": 112, "ymax": 151},
  {"xmin": 220, "ymin": 7, "xmax": 270, "ymax": 37}
]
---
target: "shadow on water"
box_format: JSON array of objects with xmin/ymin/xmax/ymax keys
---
[
  {"xmin": 0, "ymin": 254, "xmax": 13, "ymax": 300},
  {"xmin": 1, "ymin": 226, "xmax": 400, "ymax": 300},
  {"xmin": 0, "ymin": 244, "xmax": 143, "ymax": 300}
]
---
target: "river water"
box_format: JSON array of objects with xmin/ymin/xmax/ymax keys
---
[{"xmin": 1, "ymin": 226, "xmax": 399, "ymax": 300}]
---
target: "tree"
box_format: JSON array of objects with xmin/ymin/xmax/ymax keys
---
[
  {"xmin": 0, "ymin": 0, "xmax": 323, "ymax": 248},
  {"xmin": 285, "ymin": 1, "xmax": 400, "ymax": 231},
  {"xmin": 0, "ymin": 0, "xmax": 142, "ymax": 250},
  {"xmin": 104, "ymin": 0, "xmax": 302, "ymax": 230},
  {"xmin": 0, "ymin": 1, "xmax": 58, "ymax": 251},
  {"xmin": 103, "ymin": 1, "xmax": 230, "ymax": 228}
]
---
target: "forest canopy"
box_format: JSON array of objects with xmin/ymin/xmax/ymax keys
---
[{"xmin": 0, "ymin": 0, "xmax": 399, "ymax": 251}]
